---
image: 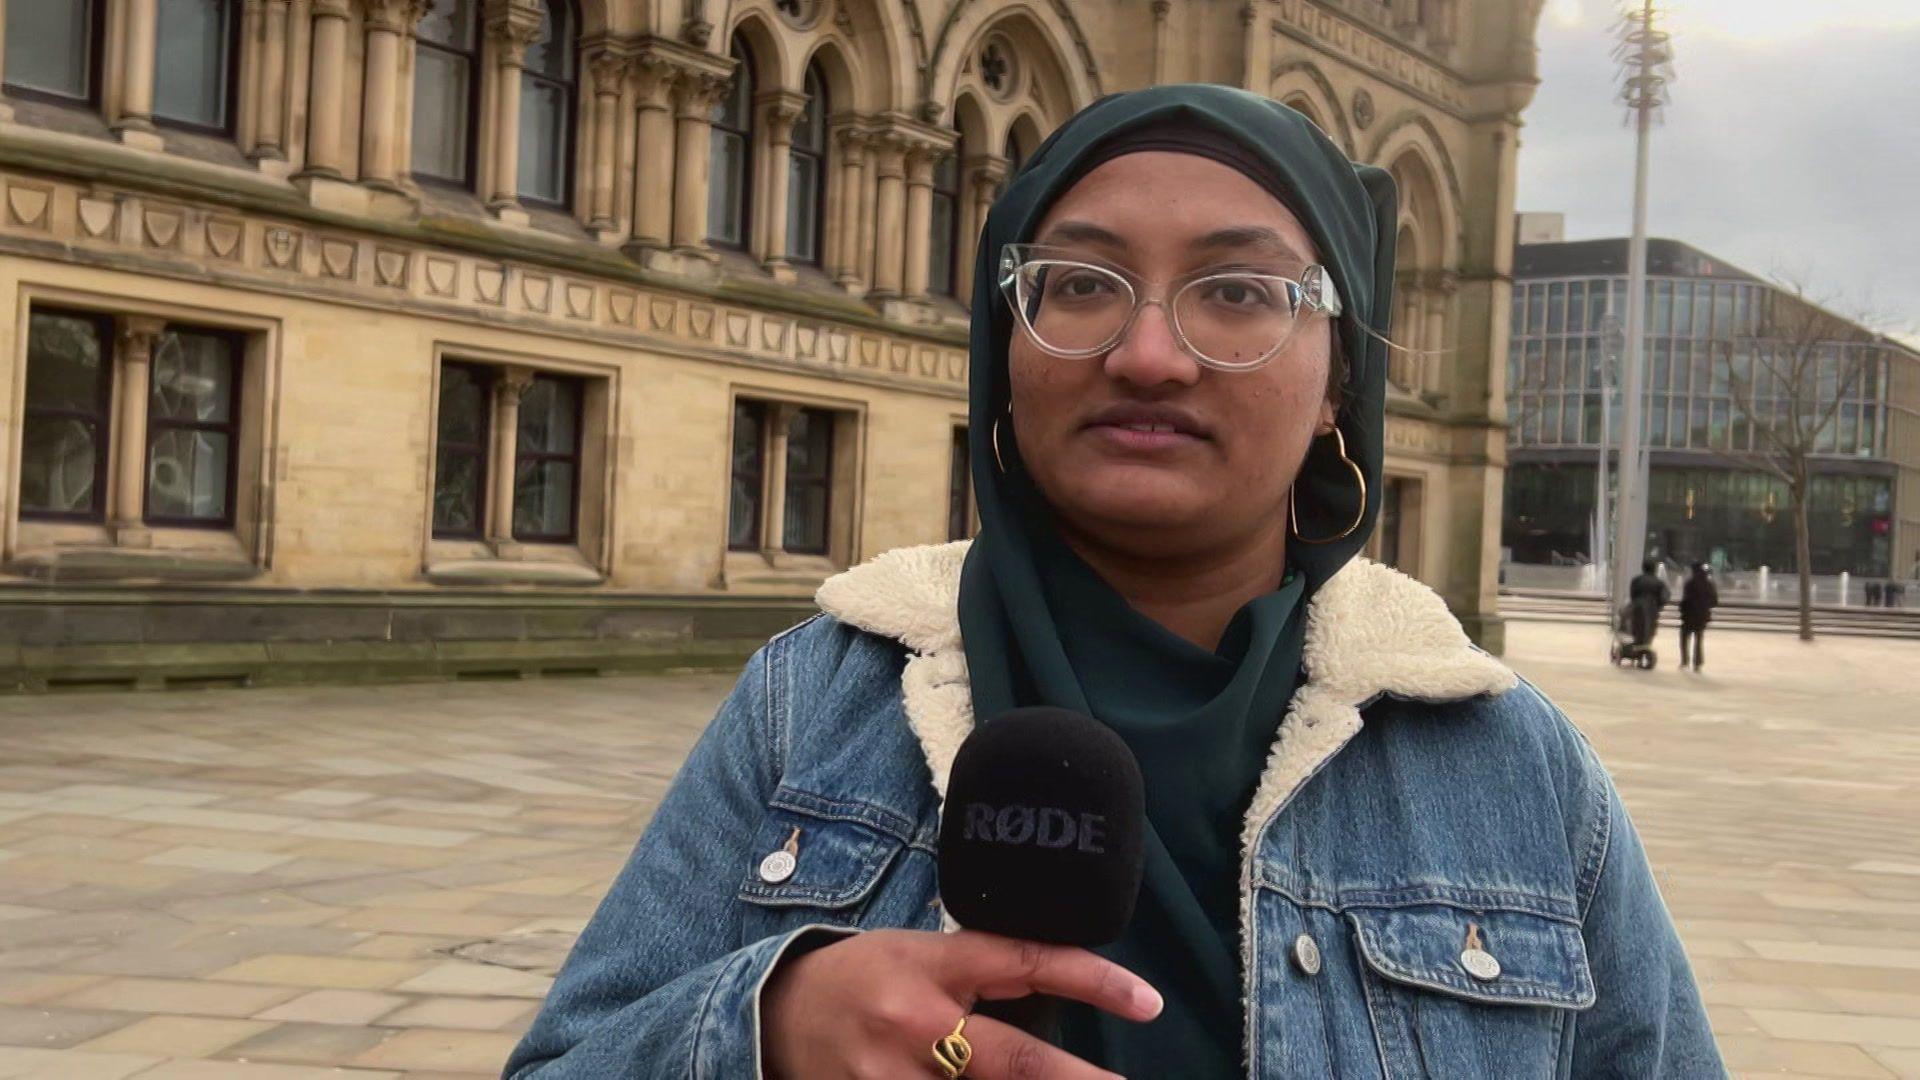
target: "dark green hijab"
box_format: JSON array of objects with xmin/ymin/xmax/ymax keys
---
[{"xmin": 955, "ymin": 84, "xmax": 1398, "ymax": 1074}]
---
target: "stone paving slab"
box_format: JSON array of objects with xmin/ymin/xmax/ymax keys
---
[{"xmin": 0, "ymin": 621, "xmax": 1912, "ymax": 1078}]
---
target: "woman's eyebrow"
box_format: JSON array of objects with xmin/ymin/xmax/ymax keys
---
[
  {"xmin": 1037, "ymin": 220, "xmax": 1128, "ymax": 249},
  {"xmin": 1191, "ymin": 226, "xmax": 1306, "ymax": 262}
]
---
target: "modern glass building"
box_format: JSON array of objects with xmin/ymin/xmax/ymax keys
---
[{"xmin": 1503, "ymin": 237, "xmax": 1918, "ymax": 579}]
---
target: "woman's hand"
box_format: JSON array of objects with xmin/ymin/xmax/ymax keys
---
[{"xmin": 761, "ymin": 928, "xmax": 1162, "ymax": 1080}]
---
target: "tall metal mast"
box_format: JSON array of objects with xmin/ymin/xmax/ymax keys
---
[{"xmin": 1610, "ymin": 0, "xmax": 1673, "ymax": 609}]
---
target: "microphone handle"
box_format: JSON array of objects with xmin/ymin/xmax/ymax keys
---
[{"xmin": 974, "ymin": 994, "xmax": 1064, "ymax": 1044}]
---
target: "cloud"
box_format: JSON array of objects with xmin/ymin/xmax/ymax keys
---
[{"xmin": 1517, "ymin": 10, "xmax": 1920, "ymax": 338}]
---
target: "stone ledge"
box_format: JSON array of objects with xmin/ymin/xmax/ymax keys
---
[
  {"xmin": 5, "ymin": 546, "xmax": 261, "ymax": 584},
  {"xmin": 423, "ymin": 559, "xmax": 606, "ymax": 588}
]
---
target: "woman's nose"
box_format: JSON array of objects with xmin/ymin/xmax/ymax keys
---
[{"xmin": 1102, "ymin": 301, "xmax": 1201, "ymax": 387}]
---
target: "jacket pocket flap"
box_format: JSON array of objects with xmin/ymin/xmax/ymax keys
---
[
  {"xmin": 738, "ymin": 803, "xmax": 904, "ymax": 910},
  {"xmin": 1349, "ymin": 904, "xmax": 1596, "ymax": 1009}
]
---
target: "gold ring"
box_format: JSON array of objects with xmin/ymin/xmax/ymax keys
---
[{"xmin": 932, "ymin": 1014, "xmax": 973, "ymax": 1079}]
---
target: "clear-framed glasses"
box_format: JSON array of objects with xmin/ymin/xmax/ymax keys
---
[{"xmin": 998, "ymin": 244, "xmax": 1343, "ymax": 372}]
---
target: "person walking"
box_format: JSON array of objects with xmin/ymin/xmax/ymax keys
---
[
  {"xmin": 1678, "ymin": 562, "xmax": 1718, "ymax": 673},
  {"xmin": 1628, "ymin": 558, "xmax": 1670, "ymax": 653}
]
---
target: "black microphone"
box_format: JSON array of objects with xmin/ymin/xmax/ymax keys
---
[{"xmin": 937, "ymin": 707, "xmax": 1147, "ymax": 1040}]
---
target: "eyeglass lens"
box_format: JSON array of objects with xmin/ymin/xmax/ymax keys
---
[{"xmin": 1012, "ymin": 261, "xmax": 1305, "ymax": 368}]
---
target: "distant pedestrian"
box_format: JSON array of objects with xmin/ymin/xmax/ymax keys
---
[
  {"xmin": 1628, "ymin": 558, "xmax": 1669, "ymax": 649},
  {"xmin": 1678, "ymin": 562, "xmax": 1718, "ymax": 673}
]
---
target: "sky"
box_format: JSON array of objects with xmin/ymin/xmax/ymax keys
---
[{"xmin": 1516, "ymin": 0, "xmax": 1920, "ymax": 344}]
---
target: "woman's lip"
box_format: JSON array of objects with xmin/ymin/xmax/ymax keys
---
[{"xmin": 1086, "ymin": 423, "xmax": 1207, "ymax": 451}]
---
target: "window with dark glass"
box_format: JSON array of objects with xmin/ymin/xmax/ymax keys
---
[
  {"xmin": 783, "ymin": 408, "xmax": 833, "ymax": 555},
  {"xmin": 431, "ymin": 362, "xmax": 491, "ymax": 538},
  {"xmin": 1378, "ymin": 477, "xmax": 1406, "ymax": 569},
  {"xmin": 517, "ymin": 0, "xmax": 575, "ymax": 207},
  {"xmin": 929, "ymin": 138, "xmax": 961, "ymax": 297},
  {"xmin": 145, "ymin": 327, "xmax": 241, "ymax": 526},
  {"xmin": 786, "ymin": 64, "xmax": 828, "ymax": 264},
  {"xmin": 19, "ymin": 309, "xmax": 113, "ymax": 521},
  {"xmin": 708, "ymin": 40, "xmax": 754, "ymax": 248},
  {"xmin": 513, "ymin": 374, "xmax": 581, "ymax": 542},
  {"xmin": 728, "ymin": 400, "xmax": 765, "ymax": 551},
  {"xmin": 153, "ymin": 0, "xmax": 235, "ymax": 132},
  {"xmin": 4, "ymin": 0, "xmax": 99, "ymax": 104},
  {"xmin": 412, "ymin": 0, "xmax": 481, "ymax": 186},
  {"xmin": 947, "ymin": 425, "xmax": 971, "ymax": 541}
]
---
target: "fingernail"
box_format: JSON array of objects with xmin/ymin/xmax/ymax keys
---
[{"xmin": 1133, "ymin": 984, "xmax": 1163, "ymax": 1018}]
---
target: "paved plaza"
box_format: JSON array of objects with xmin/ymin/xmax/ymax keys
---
[{"xmin": 0, "ymin": 619, "xmax": 1913, "ymax": 1079}]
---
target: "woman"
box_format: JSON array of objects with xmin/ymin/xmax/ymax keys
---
[
  {"xmin": 505, "ymin": 85, "xmax": 1722, "ymax": 1079},
  {"xmin": 1679, "ymin": 563, "xmax": 1718, "ymax": 672}
]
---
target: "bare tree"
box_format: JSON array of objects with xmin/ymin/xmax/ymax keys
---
[{"xmin": 1713, "ymin": 280, "xmax": 1888, "ymax": 640}]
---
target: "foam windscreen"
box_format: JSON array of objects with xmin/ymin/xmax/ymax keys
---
[{"xmin": 937, "ymin": 707, "xmax": 1146, "ymax": 947}]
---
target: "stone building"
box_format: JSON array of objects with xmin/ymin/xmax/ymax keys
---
[{"xmin": 0, "ymin": 0, "xmax": 1543, "ymax": 690}]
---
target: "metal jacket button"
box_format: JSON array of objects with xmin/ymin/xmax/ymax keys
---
[
  {"xmin": 1460, "ymin": 948, "xmax": 1502, "ymax": 981},
  {"xmin": 1292, "ymin": 933, "xmax": 1322, "ymax": 976},
  {"xmin": 758, "ymin": 849, "xmax": 796, "ymax": 884}
]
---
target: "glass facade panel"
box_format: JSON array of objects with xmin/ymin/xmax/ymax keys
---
[
  {"xmin": 432, "ymin": 362, "xmax": 489, "ymax": 538},
  {"xmin": 21, "ymin": 309, "xmax": 112, "ymax": 519},
  {"xmin": 787, "ymin": 66, "xmax": 828, "ymax": 264},
  {"xmin": 728, "ymin": 400, "xmax": 763, "ymax": 550},
  {"xmin": 145, "ymin": 327, "xmax": 240, "ymax": 525},
  {"xmin": 511, "ymin": 374, "xmax": 579, "ymax": 542},
  {"xmin": 413, "ymin": 0, "xmax": 479, "ymax": 185},
  {"xmin": 516, "ymin": 1, "xmax": 573, "ymax": 207},
  {"xmin": 1546, "ymin": 283, "xmax": 1565, "ymax": 334},
  {"xmin": 783, "ymin": 408, "xmax": 833, "ymax": 555}
]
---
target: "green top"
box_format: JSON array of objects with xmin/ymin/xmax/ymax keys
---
[{"xmin": 956, "ymin": 84, "xmax": 1399, "ymax": 1074}]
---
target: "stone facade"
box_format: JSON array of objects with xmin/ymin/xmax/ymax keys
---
[{"xmin": 0, "ymin": 0, "xmax": 1543, "ymax": 689}]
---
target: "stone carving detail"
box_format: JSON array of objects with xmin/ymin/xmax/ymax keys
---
[
  {"xmin": 143, "ymin": 208, "xmax": 184, "ymax": 250},
  {"xmin": 474, "ymin": 264, "xmax": 506, "ymax": 304},
  {"xmin": 761, "ymin": 318, "xmax": 790, "ymax": 352},
  {"xmin": 0, "ymin": 173, "xmax": 974, "ymax": 410},
  {"xmin": 522, "ymin": 273, "xmax": 552, "ymax": 313},
  {"xmin": 205, "ymin": 218, "xmax": 243, "ymax": 259},
  {"xmin": 264, "ymin": 227, "xmax": 300, "ymax": 267},
  {"xmin": 649, "ymin": 298, "xmax": 677, "ymax": 330},
  {"xmin": 609, "ymin": 290, "xmax": 637, "ymax": 326},
  {"xmin": 374, "ymin": 248, "xmax": 409, "ymax": 288},
  {"xmin": 1271, "ymin": 0, "xmax": 1465, "ymax": 108},
  {"xmin": 6, "ymin": 183, "xmax": 50, "ymax": 229},
  {"xmin": 319, "ymin": 239, "xmax": 356, "ymax": 279},
  {"xmin": 425, "ymin": 257, "xmax": 458, "ymax": 296},
  {"xmin": 79, "ymin": 197, "xmax": 118, "ymax": 239},
  {"xmin": 1353, "ymin": 88, "xmax": 1377, "ymax": 129}
]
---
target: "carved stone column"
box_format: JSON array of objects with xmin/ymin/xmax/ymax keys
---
[
  {"xmin": 111, "ymin": 316, "xmax": 169, "ymax": 547},
  {"xmin": 828, "ymin": 126, "xmax": 869, "ymax": 290},
  {"xmin": 869, "ymin": 137, "xmax": 907, "ymax": 297},
  {"xmin": 755, "ymin": 90, "xmax": 807, "ymax": 275},
  {"xmin": 253, "ymin": 0, "xmax": 293, "ymax": 159},
  {"xmin": 358, "ymin": 0, "xmax": 412, "ymax": 190},
  {"xmin": 628, "ymin": 58, "xmax": 677, "ymax": 250},
  {"xmin": 585, "ymin": 53, "xmax": 628, "ymax": 233},
  {"xmin": 484, "ymin": 1, "xmax": 543, "ymax": 221},
  {"xmin": 303, "ymin": 0, "xmax": 355, "ymax": 178},
  {"xmin": 112, "ymin": 0, "xmax": 163, "ymax": 148},
  {"xmin": 901, "ymin": 143, "xmax": 940, "ymax": 299},
  {"xmin": 960, "ymin": 154, "xmax": 1010, "ymax": 302},
  {"xmin": 670, "ymin": 72, "xmax": 730, "ymax": 256},
  {"xmin": 487, "ymin": 367, "xmax": 535, "ymax": 554},
  {"xmin": 761, "ymin": 403, "xmax": 796, "ymax": 558}
]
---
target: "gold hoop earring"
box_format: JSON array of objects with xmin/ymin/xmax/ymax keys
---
[
  {"xmin": 1290, "ymin": 427, "xmax": 1366, "ymax": 545},
  {"xmin": 991, "ymin": 413, "xmax": 1011, "ymax": 473}
]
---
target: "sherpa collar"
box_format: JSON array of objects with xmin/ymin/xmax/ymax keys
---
[{"xmin": 815, "ymin": 540, "xmax": 1515, "ymax": 862}]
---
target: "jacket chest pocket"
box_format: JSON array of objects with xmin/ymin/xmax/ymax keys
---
[
  {"xmin": 735, "ymin": 796, "xmax": 925, "ymax": 945},
  {"xmin": 1349, "ymin": 904, "xmax": 1594, "ymax": 1080}
]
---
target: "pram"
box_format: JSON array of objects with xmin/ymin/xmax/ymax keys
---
[{"xmin": 1609, "ymin": 599, "xmax": 1659, "ymax": 670}]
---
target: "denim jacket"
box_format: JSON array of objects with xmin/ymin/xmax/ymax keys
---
[{"xmin": 505, "ymin": 542, "xmax": 1725, "ymax": 1078}]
